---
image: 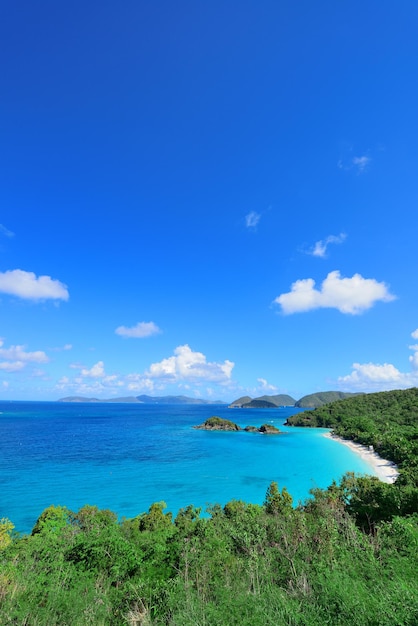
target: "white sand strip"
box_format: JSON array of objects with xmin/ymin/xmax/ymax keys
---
[{"xmin": 323, "ymin": 432, "xmax": 399, "ymax": 484}]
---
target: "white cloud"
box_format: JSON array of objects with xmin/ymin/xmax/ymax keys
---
[
  {"xmin": 50, "ymin": 343, "xmax": 73, "ymax": 352},
  {"xmin": 56, "ymin": 346, "xmax": 234, "ymax": 399},
  {"xmin": 409, "ymin": 352, "xmax": 418, "ymax": 369},
  {"xmin": 245, "ymin": 211, "xmax": 261, "ymax": 230},
  {"xmin": 338, "ymin": 329, "xmax": 418, "ymax": 391},
  {"xmin": 115, "ymin": 321, "xmax": 161, "ymax": 338},
  {"xmin": 310, "ymin": 233, "xmax": 347, "ymax": 258},
  {"xmin": 274, "ymin": 270, "xmax": 395, "ymax": 315},
  {"xmin": 0, "ymin": 269, "xmax": 69, "ymax": 301},
  {"xmin": 146, "ymin": 345, "xmax": 234, "ymax": 384},
  {"xmin": 338, "ymin": 362, "xmax": 414, "ymax": 391},
  {"xmin": 81, "ymin": 361, "xmax": 105, "ymax": 378},
  {"xmin": 126, "ymin": 376, "xmax": 156, "ymax": 393},
  {"xmin": 338, "ymin": 153, "xmax": 371, "ymax": 174},
  {"xmin": 352, "ymin": 155, "xmax": 371, "ymax": 173},
  {"xmin": 411, "ymin": 329, "xmax": 418, "ymax": 340},
  {"xmin": 0, "ymin": 340, "xmax": 49, "ymax": 374},
  {"xmin": 257, "ymin": 377, "xmax": 278, "ymax": 392},
  {"xmin": 0, "ymin": 361, "xmax": 25, "ymax": 372},
  {"xmin": 0, "ymin": 224, "xmax": 14, "ymax": 238},
  {"xmin": 0, "ymin": 341, "xmax": 49, "ymax": 364}
]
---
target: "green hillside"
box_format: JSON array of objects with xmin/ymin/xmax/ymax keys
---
[
  {"xmin": 295, "ymin": 391, "xmax": 360, "ymax": 408},
  {"xmin": 228, "ymin": 395, "xmax": 252, "ymax": 408},
  {"xmin": 228, "ymin": 394, "xmax": 296, "ymax": 408}
]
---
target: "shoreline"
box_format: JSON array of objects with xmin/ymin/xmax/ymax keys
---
[{"xmin": 323, "ymin": 432, "xmax": 399, "ymax": 484}]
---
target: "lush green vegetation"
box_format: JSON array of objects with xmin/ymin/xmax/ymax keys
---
[
  {"xmin": 1, "ymin": 388, "xmax": 418, "ymax": 625},
  {"xmin": 1, "ymin": 491, "xmax": 417, "ymax": 625}
]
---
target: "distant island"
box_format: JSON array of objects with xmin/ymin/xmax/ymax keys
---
[
  {"xmin": 59, "ymin": 391, "xmax": 361, "ymax": 408},
  {"xmin": 58, "ymin": 394, "xmax": 226, "ymax": 405},
  {"xmin": 229, "ymin": 391, "xmax": 361, "ymax": 409}
]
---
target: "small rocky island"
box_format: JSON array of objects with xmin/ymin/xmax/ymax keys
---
[
  {"xmin": 194, "ymin": 416, "xmax": 241, "ymax": 431},
  {"xmin": 194, "ymin": 416, "xmax": 282, "ymax": 434},
  {"xmin": 258, "ymin": 423, "xmax": 281, "ymax": 434}
]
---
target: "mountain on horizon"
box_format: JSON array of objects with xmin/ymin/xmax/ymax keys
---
[{"xmin": 58, "ymin": 395, "xmax": 226, "ymax": 404}]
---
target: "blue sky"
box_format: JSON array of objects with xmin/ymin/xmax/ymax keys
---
[{"xmin": 1, "ymin": 1, "xmax": 417, "ymax": 401}]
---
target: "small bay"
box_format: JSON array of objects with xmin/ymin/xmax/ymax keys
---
[{"xmin": 0, "ymin": 401, "xmax": 375, "ymax": 534}]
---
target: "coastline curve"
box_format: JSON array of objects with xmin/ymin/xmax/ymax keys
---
[{"xmin": 323, "ymin": 431, "xmax": 399, "ymax": 484}]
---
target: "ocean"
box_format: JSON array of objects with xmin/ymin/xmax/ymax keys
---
[{"xmin": 0, "ymin": 401, "xmax": 375, "ymax": 534}]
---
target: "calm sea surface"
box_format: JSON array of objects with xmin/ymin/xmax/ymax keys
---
[{"xmin": 0, "ymin": 402, "xmax": 375, "ymax": 534}]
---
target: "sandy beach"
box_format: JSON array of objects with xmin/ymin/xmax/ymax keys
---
[{"xmin": 323, "ymin": 432, "xmax": 399, "ymax": 484}]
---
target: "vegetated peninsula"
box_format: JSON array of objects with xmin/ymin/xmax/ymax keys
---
[
  {"xmin": 58, "ymin": 394, "xmax": 226, "ymax": 404},
  {"xmin": 229, "ymin": 391, "xmax": 359, "ymax": 409},
  {"xmin": 286, "ymin": 387, "xmax": 418, "ymax": 467}
]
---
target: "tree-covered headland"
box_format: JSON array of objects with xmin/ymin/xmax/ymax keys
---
[{"xmin": 1, "ymin": 388, "xmax": 417, "ymax": 625}]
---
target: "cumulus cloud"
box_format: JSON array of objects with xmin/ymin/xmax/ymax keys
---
[
  {"xmin": 146, "ymin": 345, "xmax": 234, "ymax": 384},
  {"xmin": 0, "ymin": 340, "xmax": 49, "ymax": 373},
  {"xmin": 80, "ymin": 361, "xmax": 106, "ymax": 378},
  {"xmin": 338, "ymin": 329, "xmax": 418, "ymax": 392},
  {"xmin": 0, "ymin": 361, "xmax": 25, "ymax": 372},
  {"xmin": 245, "ymin": 211, "xmax": 261, "ymax": 230},
  {"xmin": 274, "ymin": 270, "xmax": 395, "ymax": 315},
  {"xmin": 115, "ymin": 321, "xmax": 161, "ymax": 338},
  {"xmin": 125, "ymin": 376, "xmax": 156, "ymax": 393},
  {"xmin": 0, "ymin": 340, "xmax": 49, "ymax": 364},
  {"xmin": 0, "ymin": 269, "xmax": 69, "ymax": 301},
  {"xmin": 56, "ymin": 345, "xmax": 234, "ymax": 399},
  {"xmin": 309, "ymin": 233, "xmax": 347, "ymax": 258}
]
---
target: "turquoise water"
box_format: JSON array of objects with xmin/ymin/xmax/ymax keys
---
[{"xmin": 0, "ymin": 402, "xmax": 375, "ymax": 534}]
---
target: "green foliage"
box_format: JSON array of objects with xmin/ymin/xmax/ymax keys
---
[
  {"xmin": 1, "ymin": 495, "xmax": 418, "ymax": 625},
  {"xmin": 71, "ymin": 504, "xmax": 118, "ymax": 531},
  {"xmin": 0, "ymin": 518, "xmax": 14, "ymax": 551},
  {"xmin": 31, "ymin": 505, "xmax": 70, "ymax": 535},
  {"xmin": 137, "ymin": 501, "xmax": 173, "ymax": 532},
  {"xmin": 264, "ymin": 481, "xmax": 293, "ymax": 515}
]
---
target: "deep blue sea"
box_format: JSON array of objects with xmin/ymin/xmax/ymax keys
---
[{"xmin": 0, "ymin": 402, "xmax": 375, "ymax": 534}]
